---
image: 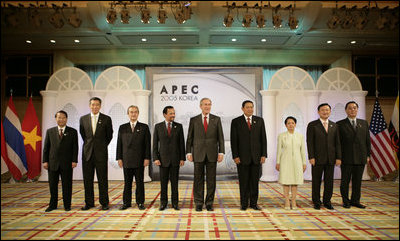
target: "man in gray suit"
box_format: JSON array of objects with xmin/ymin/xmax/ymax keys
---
[
  {"xmin": 186, "ymin": 98, "xmax": 225, "ymax": 211},
  {"xmin": 337, "ymin": 101, "xmax": 371, "ymax": 209},
  {"xmin": 306, "ymin": 103, "xmax": 341, "ymax": 210},
  {"xmin": 80, "ymin": 97, "xmax": 113, "ymax": 211},
  {"xmin": 43, "ymin": 110, "xmax": 78, "ymax": 212}
]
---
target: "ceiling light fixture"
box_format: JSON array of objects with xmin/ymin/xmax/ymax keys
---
[
  {"xmin": 327, "ymin": 3, "xmax": 340, "ymax": 29},
  {"xmin": 287, "ymin": 5, "xmax": 298, "ymax": 30},
  {"xmin": 68, "ymin": 7, "xmax": 82, "ymax": 28},
  {"xmin": 50, "ymin": 39, "xmax": 56, "ymax": 43},
  {"xmin": 231, "ymin": 38, "xmax": 237, "ymax": 42},
  {"xmin": 74, "ymin": 39, "xmax": 80, "ymax": 43},
  {"xmin": 171, "ymin": 37, "xmax": 177, "ymax": 41},
  {"xmin": 26, "ymin": 40, "xmax": 32, "ymax": 44},
  {"xmin": 242, "ymin": 13, "xmax": 252, "ymax": 27},
  {"xmin": 106, "ymin": 4, "xmax": 117, "ymax": 24},
  {"xmin": 272, "ymin": 6, "xmax": 282, "ymax": 29},
  {"xmin": 5, "ymin": 4, "xmax": 19, "ymax": 28},
  {"xmin": 223, "ymin": 7, "xmax": 234, "ymax": 27},
  {"xmin": 49, "ymin": 7, "xmax": 64, "ymax": 28},
  {"xmin": 341, "ymin": 5, "xmax": 355, "ymax": 29},
  {"xmin": 174, "ymin": 9, "xmax": 186, "ymax": 24},
  {"xmin": 141, "ymin": 5, "xmax": 151, "ymax": 24},
  {"xmin": 354, "ymin": 6, "xmax": 369, "ymax": 30},
  {"xmin": 29, "ymin": 8, "xmax": 42, "ymax": 27},
  {"xmin": 157, "ymin": 3, "xmax": 167, "ymax": 24},
  {"xmin": 120, "ymin": 4, "xmax": 130, "ymax": 24},
  {"xmin": 256, "ymin": 14, "xmax": 266, "ymax": 28},
  {"xmin": 350, "ymin": 40, "xmax": 356, "ymax": 44},
  {"xmin": 327, "ymin": 40, "xmax": 333, "ymax": 43},
  {"xmin": 261, "ymin": 38, "xmax": 267, "ymax": 42}
]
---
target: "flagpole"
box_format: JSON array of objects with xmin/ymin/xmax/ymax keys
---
[{"xmin": 374, "ymin": 90, "xmax": 383, "ymax": 181}]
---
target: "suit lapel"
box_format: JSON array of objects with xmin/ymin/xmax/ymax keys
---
[
  {"xmin": 346, "ymin": 118, "xmax": 357, "ymax": 133},
  {"xmin": 87, "ymin": 114, "xmax": 94, "ymax": 137},
  {"xmin": 318, "ymin": 121, "xmax": 327, "ymax": 135},
  {"xmin": 170, "ymin": 122, "xmax": 177, "ymax": 138}
]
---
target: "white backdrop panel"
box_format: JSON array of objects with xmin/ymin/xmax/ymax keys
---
[{"xmin": 152, "ymin": 70, "xmax": 262, "ymax": 179}]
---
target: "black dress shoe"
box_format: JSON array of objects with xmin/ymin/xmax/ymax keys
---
[
  {"xmin": 172, "ymin": 205, "xmax": 180, "ymax": 211},
  {"xmin": 351, "ymin": 203, "xmax": 366, "ymax": 209},
  {"xmin": 81, "ymin": 205, "xmax": 94, "ymax": 211},
  {"xmin": 324, "ymin": 203, "xmax": 334, "ymax": 210},
  {"xmin": 195, "ymin": 205, "xmax": 202, "ymax": 212},
  {"xmin": 138, "ymin": 204, "xmax": 146, "ymax": 210},
  {"xmin": 343, "ymin": 203, "xmax": 351, "ymax": 209},
  {"xmin": 313, "ymin": 204, "xmax": 321, "ymax": 210},
  {"xmin": 240, "ymin": 206, "xmax": 247, "ymax": 211},
  {"xmin": 206, "ymin": 205, "xmax": 214, "ymax": 211},
  {"xmin": 159, "ymin": 204, "xmax": 167, "ymax": 211},
  {"xmin": 101, "ymin": 205, "xmax": 109, "ymax": 210},
  {"xmin": 64, "ymin": 207, "xmax": 71, "ymax": 211},
  {"xmin": 45, "ymin": 207, "xmax": 56, "ymax": 212},
  {"xmin": 250, "ymin": 205, "xmax": 262, "ymax": 210},
  {"xmin": 119, "ymin": 204, "xmax": 131, "ymax": 210}
]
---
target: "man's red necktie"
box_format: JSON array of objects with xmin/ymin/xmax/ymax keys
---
[
  {"xmin": 167, "ymin": 122, "xmax": 171, "ymax": 136},
  {"xmin": 247, "ymin": 117, "xmax": 251, "ymax": 130},
  {"xmin": 204, "ymin": 116, "xmax": 208, "ymax": 133}
]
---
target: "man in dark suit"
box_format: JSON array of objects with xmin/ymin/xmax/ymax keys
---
[
  {"xmin": 306, "ymin": 103, "xmax": 341, "ymax": 210},
  {"xmin": 230, "ymin": 100, "xmax": 267, "ymax": 211},
  {"xmin": 117, "ymin": 105, "xmax": 151, "ymax": 210},
  {"xmin": 186, "ymin": 97, "xmax": 225, "ymax": 212},
  {"xmin": 153, "ymin": 106, "xmax": 185, "ymax": 211},
  {"xmin": 43, "ymin": 110, "xmax": 78, "ymax": 212},
  {"xmin": 80, "ymin": 97, "xmax": 113, "ymax": 211},
  {"xmin": 337, "ymin": 101, "xmax": 371, "ymax": 209}
]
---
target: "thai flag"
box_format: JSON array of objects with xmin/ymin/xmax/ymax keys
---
[{"xmin": 3, "ymin": 96, "xmax": 27, "ymax": 180}]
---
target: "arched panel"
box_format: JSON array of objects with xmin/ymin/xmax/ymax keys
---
[
  {"xmin": 107, "ymin": 102, "xmax": 127, "ymax": 171},
  {"xmin": 316, "ymin": 67, "xmax": 362, "ymax": 91},
  {"xmin": 46, "ymin": 67, "xmax": 93, "ymax": 91},
  {"xmin": 95, "ymin": 66, "xmax": 143, "ymax": 90},
  {"xmin": 269, "ymin": 66, "xmax": 315, "ymax": 90}
]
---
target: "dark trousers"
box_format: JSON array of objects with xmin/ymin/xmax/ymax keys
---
[
  {"xmin": 48, "ymin": 167, "xmax": 72, "ymax": 209},
  {"xmin": 311, "ymin": 164, "xmax": 334, "ymax": 205},
  {"xmin": 123, "ymin": 167, "xmax": 145, "ymax": 206},
  {"xmin": 160, "ymin": 165, "xmax": 180, "ymax": 206},
  {"xmin": 82, "ymin": 155, "xmax": 109, "ymax": 207},
  {"xmin": 193, "ymin": 157, "xmax": 217, "ymax": 206},
  {"xmin": 237, "ymin": 162, "xmax": 260, "ymax": 207},
  {"xmin": 340, "ymin": 164, "xmax": 365, "ymax": 205}
]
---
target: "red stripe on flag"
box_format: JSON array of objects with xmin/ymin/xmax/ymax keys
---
[
  {"xmin": 370, "ymin": 151, "xmax": 384, "ymax": 177},
  {"xmin": 376, "ymin": 133, "xmax": 397, "ymax": 170},
  {"xmin": 370, "ymin": 138, "xmax": 390, "ymax": 177}
]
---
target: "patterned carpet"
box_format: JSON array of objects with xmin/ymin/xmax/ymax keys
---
[{"xmin": 1, "ymin": 180, "xmax": 398, "ymax": 240}]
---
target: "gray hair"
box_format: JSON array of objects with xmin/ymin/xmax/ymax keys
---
[{"xmin": 127, "ymin": 105, "xmax": 139, "ymax": 114}]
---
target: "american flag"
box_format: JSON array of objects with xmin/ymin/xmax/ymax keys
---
[{"xmin": 369, "ymin": 99, "xmax": 397, "ymax": 178}]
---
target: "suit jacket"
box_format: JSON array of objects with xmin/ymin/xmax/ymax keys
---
[
  {"xmin": 337, "ymin": 118, "xmax": 371, "ymax": 165},
  {"xmin": 116, "ymin": 122, "xmax": 151, "ymax": 168},
  {"xmin": 43, "ymin": 126, "xmax": 78, "ymax": 171},
  {"xmin": 230, "ymin": 115, "xmax": 267, "ymax": 165},
  {"xmin": 79, "ymin": 113, "xmax": 113, "ymax": 162},
  {"xmin": 186, "ymin": 114, "xmax": 225, "ymax": 162},
  {"xmin": 153, "ymin": 121, "xmax": 185, "ymax": 167},
  {"xmin": 306, "ymin": 119, "xmax": 342, "ymax": 165}
]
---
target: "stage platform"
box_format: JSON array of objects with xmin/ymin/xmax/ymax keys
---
[{"xmin": 1, "ymin": 180, "xmax": 398, "ymax": 240}]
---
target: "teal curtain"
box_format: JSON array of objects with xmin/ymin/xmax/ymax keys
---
[
  {"xmin": 75, "ymin": 65, "xmax": 147, "ymax": 89},
  {"xmin": 262, "ymin": 65, "xmax": 328, "ymax": 90}
]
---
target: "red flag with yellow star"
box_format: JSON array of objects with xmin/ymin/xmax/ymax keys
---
[{"xmin": 22, "ymin": 97, "xmax": 42, "ymax": 179}]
